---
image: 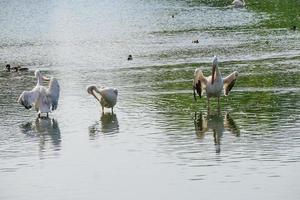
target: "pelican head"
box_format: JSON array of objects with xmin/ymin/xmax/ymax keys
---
[
  {"xmin": 87, "ymin": 85, "xmax": 101, "ymax": 101},
  {"xmin": 35, "ymin": 69, "xmax": 41, "ymax": 78},
  {"xmin": 234, "ymin": 71, "xmax": 239, "ymax": 77},
  {"xmin": 35, "ymin": 69, "xmax": 50, "ymax": 83},
  {"xmin": 87, "ymin": 85, "xmax": 98, "ymax": 94},
  {"xmin": 18, "ymin": 91, "xmax": 32, "ymax": 110},
  {"xmin": 35, "ymin": 69, "xmax": 43, "ymax": 85},
  {"xmin": 211, "ymin": 56, "xmax": 218, "ymax": 84}
]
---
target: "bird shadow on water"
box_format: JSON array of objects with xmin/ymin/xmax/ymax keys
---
[
  {"xmin": 20, "ymin": 118, "xmax": 61, "ymax": 152},
  {"xmin": 89, "ymin": 113, "xmax": 119, "ymax": 139},
  {"xmin": 194, "ymin": 111, "xmax": 240, "ymax": 154}
]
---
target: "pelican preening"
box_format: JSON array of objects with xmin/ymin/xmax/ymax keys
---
[
  {"xmin": 232, "ymin": 0, "xmax": 245, "ymax": 8},
  {"xmin": 193, "ymin": 56, "xmax": 238, "ymax": 109},
  {"xmin": 87, "ymin": 85, "xmax": 118, "ymax": 113},
  {"xmin": 18, "ymin": 70, "xmax": 60, "ymax": 118}
]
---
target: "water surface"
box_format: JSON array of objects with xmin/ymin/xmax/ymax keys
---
[{"xmin": 1, "ymin": 0, "xmax": 300, "ymax": 199}]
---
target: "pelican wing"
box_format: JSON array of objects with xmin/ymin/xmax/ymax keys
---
[
  {"xmin": 193, "ymin": 68, "xmax": 208, "ymax": 101},
  {"xmin": 47, "ymin": 77, "xmax": 60, "ymax": 111},
  {"xmin": 99, "ymin": 88, "xmax": 118, "ymax": 105},
  {"xmin": 223, "ymin": 71, "xmax": 238, "ymax": 96},
  {"xmin": 18, "ymin": 88, "xmax": 39, "ymax": 110}
]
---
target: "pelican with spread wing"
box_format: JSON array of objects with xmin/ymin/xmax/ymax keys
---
[
  {"xmin": 87, "ymin": 85, "xmax": 118, "ymax": 113},
  {"xmin": 18, "ymin": 70, "xmax": 60, "ymax": 118},
  {"xmin": 193, "ymin": 56, "xmax": 238, "ymax": 109}
]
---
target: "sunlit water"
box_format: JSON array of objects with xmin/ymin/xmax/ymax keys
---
[{"xmin": 1, "ymin": 0, "xmax": 300, "ymax": 199}]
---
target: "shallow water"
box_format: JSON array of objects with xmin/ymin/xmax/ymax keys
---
[{"xmin": 1, "ymin": 0, "xmax": 300, "ymax": 199}]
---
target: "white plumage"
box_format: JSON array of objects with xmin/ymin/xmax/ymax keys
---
[
  {"xmin": 18, "ymin": 70, "xmax": 60, "ymax": 118},
  {"xmin": 87, "ymin": 85, "xmax": 118, "ymax": 113},
  {"xmin": 232, "ymin": 0, "xmax": 245, "ymax": 8},
  {"xmin": 193, "ymin": 56, "xmax": 238, "ymax": 109}
]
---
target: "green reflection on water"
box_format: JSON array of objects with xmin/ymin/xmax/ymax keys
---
[
  {"xmin": 133, "ymin": 0, "xmax": 300, "ymax": 128},
  {"xmin": 248, "ymin": 0, "xmax": 300, "ymax": 28},
  {"xmin": 185, "ymin": 0, "xmax": 300, "ymax": 29},
  {"xmin": 121, "ymin": 54, "xmax": 300, "ymax": 134}
]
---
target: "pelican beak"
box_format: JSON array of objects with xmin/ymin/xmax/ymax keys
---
[
  {"xmin": 91, "ymin": 89, "xmax": 101, "ymax": 103},
  {"xmin": 42, "ymin": 76, "xmax": 50, "ymax": 81},
  {"xmin": 211, "ymin": 64, "xmax": 216, "ymax": 85},
  {"xmin": 91, "ymin": 90, "xmax": 97, "ymax": 99}
]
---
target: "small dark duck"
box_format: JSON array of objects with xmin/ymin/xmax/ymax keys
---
[{"xmin": 5, "ymin": 64, "xmax": 29, "ymax": 72}]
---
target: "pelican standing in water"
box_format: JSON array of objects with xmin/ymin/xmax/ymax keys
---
[
  {"xmin": 18, "ymin": 70, "xmax": 60, "ymax": 118},
  {"xmin": 87, "ymin": 85, "xmax": 118, "ymax": 113},
  {"xmin": 232, "ymin": 0, "xmax": 245, "ymax": 8},
  {"xmin": 193, "ymin": 56, "xmax": 238, "ymax": 109}
]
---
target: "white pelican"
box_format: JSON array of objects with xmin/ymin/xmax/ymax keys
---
[
  {"xmin": 193, "ymin": 56, "xmax": 238, "ymax": 109},
  {"xmin": 87, "ymin": 85, "xmax": 118, "ymax": 113},
  {"xmin": 232, "ymin": 0, "xmax": 245, "ymax": 8},
  {"xmin": 18, "ymin": 70, "xmax": 60, "ymax": 118}
]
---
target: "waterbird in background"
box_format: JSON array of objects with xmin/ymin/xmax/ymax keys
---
[
  {"xmin": 5, "ymin": 64, "xmax": 29, "ymax": 72},
  {"xmin": 14, "ymin": 65, "xmax": 29, "ymax": 72},
  {"xmin": 193, "ymin": 56, "xmax": 238, "ymax": 109},
  {"xmin": 18, "ymin": 70, "xmax": 60, "ymax": 118},
  {"xmin": 5, "ymin": 64, "xmax": 12, "ymax": 72},
  {"xmin": 87, "ymin": 85, "xmax": 118, "ymax": 113},
  {"xmin": 291, "ymin": 26, "xmax": 296, "ymax": 31},
  {"xmin": 232, "ymin": 0, "xmax": 245, "ymax": 8}
]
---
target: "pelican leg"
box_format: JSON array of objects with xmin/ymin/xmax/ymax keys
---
[
  {"xmin": 38, "ymin": 113, "xmax": 41, "ymax": 118},
  {"xmin": 102, "ymin": 106, "xmax": 104, "ymax": 114},
  {"xmin": 217, "ymin": 97, "xmax": 221, "ymax": 114},
  {"xmin": 207, "ymin": 98, "xmax": 210, "ymax": 112},
  {"xmin": 47, "ymin": 113, "xmax": 49, "ymax": 118},
  {"xmin": 111, "ymin": 107, "xmax": 114, "ymax": 114}
]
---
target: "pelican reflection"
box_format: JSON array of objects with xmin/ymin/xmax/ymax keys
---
[
  {"xmin": 89, "ymin": 113, "xmax": 119, "ymax": 139},
  {"xmin": 194, "ymin": 112, "xmax": 239, "ymax": 153},
  {"xmin": 20, "ymin": 118, "xmax": 61, "ymax": 151}
]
